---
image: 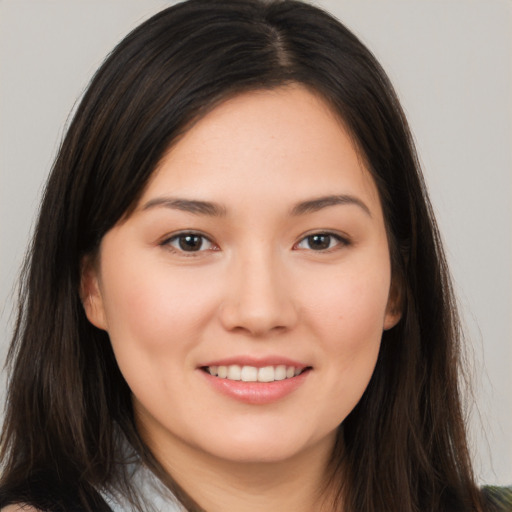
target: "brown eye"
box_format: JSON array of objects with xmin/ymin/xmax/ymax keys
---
[
  {"xmin": 164, "ymin": 232, "xmax": 214, "ymax": 253},
  {"xmin": 295, "ymin": 232, "xmax": 348, "ymax": 251},
  {"xmin": 306, "ymin": 234, "xmax": 331, "ymax": 250},
  {"xmin": 178, "ymin": 234, "xmax": 203, "ymax": 251}
]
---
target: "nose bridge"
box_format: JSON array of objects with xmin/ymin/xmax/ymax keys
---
[{"xmin": 220, "ymin": 242, "xmax": 297, "ymax": 335}]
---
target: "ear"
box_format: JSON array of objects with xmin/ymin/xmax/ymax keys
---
[
  {"xmin": 80, "ymin": 255, "xmax": 108, "ymax": 331},
  {"xmin": 383, "ymin": 276, "xmax": 403, "ymax": 331}
]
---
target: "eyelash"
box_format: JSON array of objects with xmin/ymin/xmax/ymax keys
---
[
  {"xmin": 161, "ymin": 231, "xmax": 349, "ymax": 255},
  {"xmin": 160, "ymin": 232, "xmax": 217, "ymax": 256},
  {"xmin": 293, "ymin": 232, "xmax": 350, "ymax": 252}
]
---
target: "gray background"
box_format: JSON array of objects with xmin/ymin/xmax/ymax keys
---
[{"xmin": 0, "ymin": 0, "xmax": 510, "ymax": 484}]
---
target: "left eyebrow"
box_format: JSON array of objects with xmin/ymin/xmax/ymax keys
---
[
  {"xmin": 290, "ymin": 194, "xmax": 372, "ymax": 217},
  {"xmin": 141, "ymin": 197, "xmax": 227, "ymax": 216}
]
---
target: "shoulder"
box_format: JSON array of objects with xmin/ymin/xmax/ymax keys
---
[{"xmin": 482, "ymin": 486, "xmax": 512, "ymax": 511}]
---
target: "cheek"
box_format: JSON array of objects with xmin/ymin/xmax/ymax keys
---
[
  {"xmin": 298, "ymin": 257, "xmax": 390, "ymax": 413},
  {"xmin": 302, "ymin": 259, "xmax": 391, "ymax": 345},
  {"xmin": 318, "ymin": 278, "xmax": 385, "ymax": 378},
  {"xmin": 98, "ymin": 255, "xmax": 219, "ymax": 366}
]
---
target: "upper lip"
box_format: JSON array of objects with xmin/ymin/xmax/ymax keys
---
[{"xmin": 199, "ymin": 356, "xmax": 309, "ymax": 369}]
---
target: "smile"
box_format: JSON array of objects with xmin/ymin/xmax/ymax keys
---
[
  {"xmin": 200, "ymin": 361, "xmax": 311, "ymax": 404},
  {"xmin": 204, "ymin": 365, "xmax": 305, "ymax": 383}
]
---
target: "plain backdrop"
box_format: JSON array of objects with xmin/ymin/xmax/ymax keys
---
[{"xmin": 0, "ymin": 0, "xmax": 510, "ymax": 485}]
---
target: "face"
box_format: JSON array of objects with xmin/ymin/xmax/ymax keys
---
[{"xmin": 83, "ymin": 86, "xmax": 400, "ymax": 467}]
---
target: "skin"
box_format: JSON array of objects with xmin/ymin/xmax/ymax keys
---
[{"xmin": 82, "ymin": 85, "xmax": 401, "ymax": 512}]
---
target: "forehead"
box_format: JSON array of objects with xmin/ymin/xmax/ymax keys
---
[{"xmin": 139, "ymin": 85, "xmax": 380, "ymax": 213}]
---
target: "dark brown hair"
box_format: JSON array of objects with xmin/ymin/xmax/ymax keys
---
[{"xmin": 1, "ymin": 1, "xmax": 485, "ymax": 511}]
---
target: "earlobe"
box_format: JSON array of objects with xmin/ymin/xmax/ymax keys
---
[
  {"xmin": 80, "ymin": 256, "xmax": 108, "ymax": 331},
  {"xmin": 383, "ymin": 277, "xmax": 403, "ymax": 331},
  {"xmin": 383, "ymin": 306, "xmax": 402, "ymax": 331}
]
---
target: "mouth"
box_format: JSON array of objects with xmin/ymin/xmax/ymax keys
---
[
  {"xmin": 201, "ymin": 364, "xmax": 310, "ymax": 383},
  {"xmin": 199, "ymin": 360, "xmax": 312, "ymax": 404}
]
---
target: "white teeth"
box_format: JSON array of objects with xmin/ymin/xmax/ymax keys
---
[
  {"xmin": 274, "ymin": 365, "xmax": 287, "ymax": 381},
  {"xmin": 258, "ymin": 366, "xmax": 275, "ymax": 382},
  {"xmin": 206, "ymin": 364, "xmax": 304, "ymax": 382},
  {"xmin": 227, "ymin": 365, "xmax": 241, "ymax": 380},
  {"xmin": 241, "ymin": 366, "xmax": 258, "ymax": 382}
]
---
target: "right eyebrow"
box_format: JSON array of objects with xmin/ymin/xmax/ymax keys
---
[
  {"xmin": 141, "ymin": 197, "xmax": 227, "ymax": 217},
  {"xmin": 290, "ymin": 194, "xmax": 372, "ymax": 217}
]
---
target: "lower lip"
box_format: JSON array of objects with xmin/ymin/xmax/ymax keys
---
[{"xmin": 200, "ymin": 369, "xmax": 311, "ymax": 405}]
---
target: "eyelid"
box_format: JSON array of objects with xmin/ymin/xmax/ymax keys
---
[
  {"xmin": 160, "ymin": 230, "xmax": 218, "ymax": 255},
  {"xmin": 293, "ymin": 231, "xmax": 351, "ymax": 251},
  {"xmin": 158, "ymin": 229, "xmax": 350, "ymax": 255}
]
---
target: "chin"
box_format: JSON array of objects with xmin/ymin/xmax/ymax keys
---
[{"xmin": 192, "ymin": 423, "xmax": 335, "ymax": 466}]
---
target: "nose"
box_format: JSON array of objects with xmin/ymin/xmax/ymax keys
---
[{"xmin": 219, "ymin": 249, "xmax": 298, "ymax": 336}]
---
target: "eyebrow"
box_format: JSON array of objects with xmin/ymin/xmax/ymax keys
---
[
  {"xmin": 141, "ymin": 194, "xmax": 371, "ymax": 218},
  {"xmin": 142, "ymin": 197, "xmax": 227, "ymax": 216},
  {"xmin": 290, "ymin": 194, "xmax": 372, "ymax": 217}
]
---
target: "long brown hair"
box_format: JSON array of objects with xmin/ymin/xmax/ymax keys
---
[{"xmin": 1, "ymin": 1, "xmax": 484, "ymax": 510}]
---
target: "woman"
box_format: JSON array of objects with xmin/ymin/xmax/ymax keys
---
[{"xmin": 0, "ymin": 0, "xmax": 509, "ymax": 511}]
